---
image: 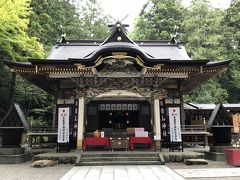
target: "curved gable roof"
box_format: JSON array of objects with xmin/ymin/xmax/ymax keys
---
[{"xmin": 46, "ymin": 22, "xmax": 191, "ymax": 62}]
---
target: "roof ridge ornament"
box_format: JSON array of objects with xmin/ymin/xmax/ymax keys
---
[
  {"xmin": 170, "ymin": 25, "xmax": 178, "ymax": 43},
  {"xmin": 170, "ymin": 25, "xmax": 181, "ymax": 49},
  {"xmin": 101, "ymin": 16, "xmax": 134, "ymax": 45},
  {"xmin": 59, "ymin": 25, "xmax": 67, "ymax": 43}
]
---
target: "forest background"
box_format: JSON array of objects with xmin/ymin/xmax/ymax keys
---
[{"xmin": 0, "ymin": 0, "xmax": 239, "ymax": 127}]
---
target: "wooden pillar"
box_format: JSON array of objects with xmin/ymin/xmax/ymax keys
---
[
  {"xmin": 52, "ymin": 80, "xmax": 59, "ymax": 129},
  {"xmin": 179, "ymin": 89, "xmax": 185, "ymax": 127},
  {"xmin": 153, "ymin": 98, "xmax": 161, "ymax": 150},
  {"xmin": 150, "ymin": 100, "xmax": 154, "ymax": 132},
  {"xmin": 52, "ymin": 93, "xmax": 58, "ymax": 129},
  {"xmin": 77, "ymin": 97, "xmax": 85, "ymax": 149}
]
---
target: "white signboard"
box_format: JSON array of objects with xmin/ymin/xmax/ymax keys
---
[
  {"xmin": 168, "ymin": 107, "xmax": 182, "ymax": 142},
  {"xmin": 101, "ymin": 131, "xmax": 105, "ymax": 138},
  {"xmin": 58, "ymin": 107, "xmax": 70, "ymax": 143}
]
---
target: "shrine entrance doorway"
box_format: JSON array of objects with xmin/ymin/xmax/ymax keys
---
[
  {"xmin": 86, "ymin": 100, "xmax": 151, "ymax": 134},
  {"xmin": 99, "ymin": 110, "xmax": 139, "ymax": 130}
]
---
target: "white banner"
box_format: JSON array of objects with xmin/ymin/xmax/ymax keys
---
[
  {"xmin": 58, "ymin": 107, "xmax": 70, "ymax": 143},
  {"xmin": 168, "ymin": 107, "xmax": 182, "ymax": 142}
]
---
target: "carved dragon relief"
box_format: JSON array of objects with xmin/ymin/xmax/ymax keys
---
[
  {"xmin": 81, "ymin": 77, "xmax": 168, "ymax": 100},
  {"xmin": 98, "ymin": 57, "xmax": 139, "ymax": 75}
]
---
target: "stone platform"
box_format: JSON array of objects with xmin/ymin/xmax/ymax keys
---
[
  {"xmin": 33, "ymin": 148, "xmax": 205, "ymax": 166},
  {"xmin": 205, "ymin": 146, "xmax": 231, "ymax": 161},
  {"xmin": 0, "ymin": 147, "xmax": 31, "ymax": 164}
]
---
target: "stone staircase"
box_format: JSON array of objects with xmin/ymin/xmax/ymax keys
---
[{"xmin": 75, "ymin": 152, "xmax": 165, "ymax": 166}]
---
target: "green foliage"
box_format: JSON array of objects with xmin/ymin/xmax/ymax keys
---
[
  {"xmin": 224, "ymin": 0, "xmax": 240, "ymax": 50},
  {"xmin": 0, "ymin": 0, "xmax": 44, "ymax": 61},
  {"xmin": 28, "ymin": 0, "xmax": 109, "ymax": 52},
  {"xmin": 15, "ymin": 77, "xmax": 53, "ymax": 127},
  {"xmin": 180, "ymin": 0, "xmax": 229, "ymax": 103},
  {"xmin": 0, "ymin": 61, "xmax": 11, "ymax": 111},
  {"xmin": 184, "ymin": 79, "xmax": 228, "ymax": 103},
  {"xmin": 130, "ymin": 0, "xmax": 185, "ymax": 40},
  {"xmin": 131, "ymin": 0, "xmax": 237, "ymax": 103},
  {"xmin": 1, "ymin": 0, "xmax": 109, "ymax": 127},
  {"xmin": 182, "ymin": 0, "xmax": 227, "ymax": 60},
  {"xmin": 0, "ymin": 0, "xmax": 44, "ymax": 113},
  {"xmin": 218, "ymin": 0, "xmax": 240, "ymax": 102},
  {"xmin": 75, "ymin": 0, "xmax": 109, "ymax": 40}
]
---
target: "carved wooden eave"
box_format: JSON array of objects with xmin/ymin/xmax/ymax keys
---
[
  {"xmin": 4, "ymin": 58, "xmax": 231, "ymax": 96},
  {"xmin": 182, "ymin": 61, "xmax": 231, "ymax": 93},
  {"xmin": 85, "ymin": 87, "xmax": 168, "ymax": 101}
]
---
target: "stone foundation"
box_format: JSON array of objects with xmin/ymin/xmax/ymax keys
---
[
  {"xmin": 0, "ymin": 147, "xmax": 31, "ymax": 164},
  {"xmin": 205, "ymin": 145, "xmax": 231, "ymax": 161}
]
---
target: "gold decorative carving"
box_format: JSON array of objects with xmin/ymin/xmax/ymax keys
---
[
  {"xmin": 153, "ymin": 64, "xmax": 164, "ymax": 70},
  {"xmin": 35, "ymin": 65, "xmax": 38, "ymax": 73},
  {"xmin": 141, "ymin": 68, "xmax": 147, "ymax": 74},
  {"xmin": 200, "ymin": 66, "xmax": 203, "ymax": 73},
  {"xmin": 94, "ymin": 56, "xmax": 103, "ymax": 67},
  {"xmin": 75, "ymin": 64, "xmax": 86, "ymax": 70},
  {"xmin": 135, "ymin": 56, "xmax": 145, "ymax": 67},
  {"xmin": 91, "ymin": 68, "xmax": 97, "ymax": 74},
  {"xmin": 112, "ymin": 52, "xmax": 127, "ymax": 59}
]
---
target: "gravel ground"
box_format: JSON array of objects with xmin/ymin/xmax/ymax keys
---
[
  {"xmin": 167, "ymin": 160, "xmax": 240, "ymax": 180},
  {"xmin": 0, "ymin": 161, "xmax": 73, "ymax": 180}
]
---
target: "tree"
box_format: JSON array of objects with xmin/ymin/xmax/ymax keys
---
[
  {"xmin": 75, "ymin": 0, "xmax": 109, "ymax": 40},
  {"xmin": 15, "ymin": 77, "xmax": 53, "ymax": 127},
  {"xmin": 0, "ymin": 0, "xmax": 44, "ymax": 61},
  {"xmin": 28, "ymin": 0, "xmax": 109, "ymax": 51},
  {"xmin": 181, "ymin": 0, "xmax": 229, "ymax": 103},
  {"xmin": 218, "ymin": 0, "xmax": 240, "ymax": 102},
  {"xmin": 0, "ymin": 61, "xmax": 11, "ymax": 111},
  {"xmin": 184, "ymin": 79, "xmax": 229, "ymax": 103},
  {"xmin": 131, "ymin": 0, "xmax": 185, "ymax": 40},
  {"xmin": 182, "ymin": 0, "xmax": 227, "ymax": 60},
  {"xmin": 0, "ymin": 0, "xmax": 44, "ymax": 111}
]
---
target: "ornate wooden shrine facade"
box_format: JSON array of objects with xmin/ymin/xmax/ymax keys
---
[{"xmin": 4, "ymin": 22, "xmax": 231, "ymax": 150}]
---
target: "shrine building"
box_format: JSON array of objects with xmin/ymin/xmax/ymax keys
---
[{"xmin": 4, "ymin": 22, "xmax": 231, "ymax": 150}]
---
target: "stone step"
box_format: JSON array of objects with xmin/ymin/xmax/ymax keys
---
[
  {"xmin": 161, "ymin": 153, "xmax": 204, "ymax": 163},
  {"xmin": 205, "ymin": 151, "xmax": 225, "ymax": 161},
  {"xmin": 0, "ymin": 147, "xmax": 25, "ymax": 155},
  {"xmin": 184, "ymin": 158, "xmax": 208, "ymax": 165},
  {"xmin": 0, "ymin": 153, "xmax": 31, "ymax": 164},
  {"xmin": 81, "ymin": 152, "xmax": 158, "ymax": 158},
  {"xmin": 33, "ymin": 154, "xmax": 78, "ymax": 164},
  {"xmin": 80, "ymin": 156, "xmax": 159, "ymax": 161},
  {"xmin": 76, "ymin": 160, "xmax": 163, "ymax": 166}
]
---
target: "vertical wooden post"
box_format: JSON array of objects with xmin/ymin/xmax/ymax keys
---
[
  {"xmin": 52, "ymin": 80, "xmax": 59, "ymax": 130},
  {"xmin": 77, "ymin": 97, "xmax": 85, "ymax": 149},
  {"xmin": 179, "ymin": 88, "xmax": 185, "ymax": 127},
  {"xmin": 150, "ymin": 100, "xmax": 154, "ymax": 133},
  {"xmin": 153, "ymin": 98, "xmax": 161, "ymax": 150},
  {"xmin": 52, "ymin": 93, "xmax": 58, "ymax": 129}
]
